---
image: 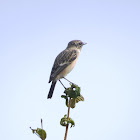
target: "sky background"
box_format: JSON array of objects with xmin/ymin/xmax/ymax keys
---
[{"xmin": 0, "ymin": 0, "xmax": 140, "ymax": 140}]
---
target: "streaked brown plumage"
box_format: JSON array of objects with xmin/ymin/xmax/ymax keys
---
[{"xmin": 48, "ymin": 40, "xmax": 86, "ymax": 99}]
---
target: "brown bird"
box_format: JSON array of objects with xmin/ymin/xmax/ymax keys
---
[{"xmin": 48, "ymin": 40, "xmax": 86, "ymax": 99}]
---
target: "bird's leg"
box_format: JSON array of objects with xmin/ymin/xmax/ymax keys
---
[
  {"xmin": 63, "ymin": 77, "xmax": 75, "ymax": 85},
  {"xmin": 59, "ymin": 80, "xmax": 66, "ymax": 89}
]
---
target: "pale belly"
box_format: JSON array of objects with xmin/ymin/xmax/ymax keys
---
[{"xmin": 55, "ymin": 50, "xmax": 80, "ymax": 80}]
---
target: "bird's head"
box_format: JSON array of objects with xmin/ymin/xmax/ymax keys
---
[{"xmin": 67, "ymin": 40, "xmax": 87, "ymax": 50}]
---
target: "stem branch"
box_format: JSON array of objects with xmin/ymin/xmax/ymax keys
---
[{"xmin": 64, "ymin": 97, "xmax": 71, "ymax": 140}]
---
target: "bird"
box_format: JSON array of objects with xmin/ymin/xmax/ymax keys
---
[{"xmin": 48, "ymin": 40, "xmax": 86, "ymax": 99}]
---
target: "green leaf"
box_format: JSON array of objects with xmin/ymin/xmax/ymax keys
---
[
  {"xmin": 60, "ymin": 115, "xmax": 68, "ymax": 126},
  {"xmin": 75, "ymin": 94, "xmax": 84, "ymax": 103},
  {"xmin": 61, "ymin": 95, "xmax": 67, "ymax": 99},
  {"xmin": 30, "ymin": 127, "xmax": 47, "ymax": 140},
  {"xmin": 60, "ymin": 115, "xmax": 75, "ymax": 128},
  {"xmin": 36, "ymin": 128, "xmax": 47, "ymax": 140},
  {"xmin": 69, "ymin": 118, "xmax": 75, "ymax": 128},
  {"xmin": 70, "ymin": 98, "xmax": 76, "ymax": 108},
  {"xmin": 61, "ymin": 84, "xmax": 84, "ymax": 109},
  {"xmin": 64, "ymin": 84, "xmax": 81, "ymax": 98}
]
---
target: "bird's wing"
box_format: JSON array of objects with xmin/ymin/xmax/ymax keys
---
[{"xmin": 49, "ymin": 49, "xmax": 77, "ymax": 82}]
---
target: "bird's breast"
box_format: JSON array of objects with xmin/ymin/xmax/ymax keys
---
[{"xmin": 55, "ymin": 50, "xmax": 80, "ymax": 80}]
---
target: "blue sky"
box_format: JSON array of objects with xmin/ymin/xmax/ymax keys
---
[{"xmin": 0, "ymin": 0, "xmax": 140, "ymax": 140}]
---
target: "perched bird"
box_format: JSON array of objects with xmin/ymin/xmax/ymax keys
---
[{"xmin": 48, "ymin": 40, "xmax": 86, "ymax": 99}]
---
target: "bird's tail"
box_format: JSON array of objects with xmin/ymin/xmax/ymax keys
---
[{"xmin": 47, "ymin": 81, "xmax": 57, "ymax": 99}]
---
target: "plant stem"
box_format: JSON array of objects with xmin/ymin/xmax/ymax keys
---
[{"xmin": 64, "ymin": 97, "xmax": 71, "ymax": 140}]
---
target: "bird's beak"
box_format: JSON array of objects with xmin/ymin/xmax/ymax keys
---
[{"xmin": 83, "ymin": 42, "xmax": 87, "ymax": 45}]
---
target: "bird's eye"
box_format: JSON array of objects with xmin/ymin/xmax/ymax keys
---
[{"xmin": 79, "ymin": 42, "xmax": 82, "ymax": 45}]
